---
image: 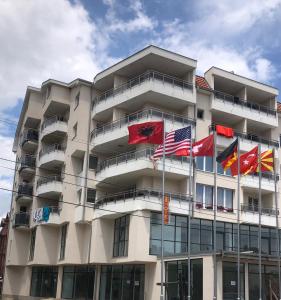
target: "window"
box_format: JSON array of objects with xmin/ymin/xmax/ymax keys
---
[
  {"xmin": 113, "ymin": 215, "xmax": 129, "ymax": 257},
  {"xmin": 99, "ymin": 265, "xmax": 145, "ymax": 300},
  {"xmin": 197, "ymin": 109, "xmax": 204, "ymax": 120},
  {"xmin": 89, "ymin": 155, "xmax": 98, "ymax": 170},
  {"xmin": 59, "ymin": 224, "xmax": 67, "ymax": 260},
  {"xmin": 73, "ymin": 123, "xmax": 77, "ymax": 140},
  {"xmin": 74, "ymin": 91, "xmax": 80, "ymax": 109},
  {"xmin": 87, "ymin": 188, "xmax": 96, "ymax": 203},
  {"xmin": 46, "ymin": 86, "xmax": 51, "ymax": 99},
  {"xmin": 196, "ymin": 183, "xmax": 213, "ymax": 209},
  {"xmin": 248, "ymin": 197, "xmax": 259, "ymax": 211},
  {"xmin": 196, "ymin": 156, "xmax": 213, "ymax": 172},
  {"xmin": 30, "ymin": 266, "xmax": 58, "ymax": 298},
  {"xmin": 217, "ymin": 187, "xmax": 233, "ymax": 212},
  {"xmin": 29, "ymin": 227, "xmax": 36, "ymax": 261},
  {"xmin": 62, "ymin": 266, "xmax": 95, "ymax": 299}
]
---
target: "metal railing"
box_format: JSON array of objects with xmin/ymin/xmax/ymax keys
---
[
  {"xmin": 214, "ymin": 90, "xmax": 277, "ymax": 116},
  {"xmin": 96, "ymin": 148, "xmax": 190, "ymax": 173},
  {"xmin": 92, "ymin": 70, "xmax": 193, "ymax": 107},
  {"xmin": 41, "ymin": 115, "xmax": 67, "ymax": 131},
  {"xmin": 19, "ymin": 155, "xmax": 36, "ymax": 170},
  {"xmin": 91, "ymin": 108, "xmax": 195, "ymax": 139},
  {"xmin": 34, "ymin": 206, "xmax": 61, "ymax": 215},
  {"xmin": 13, "ymin": 212, "xmax": 30, "ymax": 227},
  {"xmin": 17, "ymin": 184, "xmax": 33, "ymax": 197},
  {"xmin": 209, "ymin": 124, "xmax": 279, "ymax": 147},
  {"xmin": 241, "ymin": 204, "xmax": 279, "ymax": 216},
  {"xmin": 20, "ymin": 129, "xmax": 38, "ymax": 145},
  {"xmin": 39, "ymin": 143, "xmax": 66, "ymax": 158},
  {"xmin": 37, "ymin": 175, "xmax": 62, "ymax": 188},
  {"xmin": 250, "ymin": 172, "xmax": 279, "ymax": 181},
  {"xmin": 95, "ymin": 189, "xmax": 191, "ymax": 207}
]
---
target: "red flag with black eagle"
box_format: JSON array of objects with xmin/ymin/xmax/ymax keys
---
[{"xmin": 128, "ymin": 121, "xmax": 164, "ymax": 144}]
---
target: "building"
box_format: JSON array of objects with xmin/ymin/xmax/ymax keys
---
[
  {"xmin": 0, "ymin": 214, "xmax": 9, "ymax": 293},
  {"xmin": 2, "ymin": 45, "xmax": 281, "ymax": 300}
]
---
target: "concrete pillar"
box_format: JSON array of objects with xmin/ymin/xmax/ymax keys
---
[
  {"xmin": 245, "ymin": 262, "xmax": 249, "ymax": 300},
  {"xmin": 112, "ymin": 107, "xmax": 126, "ymax": 121},
  {"xmin": 94, "ymin": 265, "xmax": 101, "ymax": 300},
  {"xmin": 236, "ymin": 87, "xmax": 247, "ymax": 100},
  {"xmin": 203, "ymin": 256, "xmax": 214, "ymax": 300},
  {"xmin": 114, "ymin": 75, "xmax": 128, "ymax": 88},
  {"xmin": 56, "ymin": 266, "xmax": 63, "ymax": 299}
]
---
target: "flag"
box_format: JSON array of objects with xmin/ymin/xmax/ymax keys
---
[
  {"xmin": 216, "ymin": 139, "xmax": 238, "ymax": 171},
  {"xmin": 231, "ymin": 146, "xmax": 258, "ymax": 176},
  {"xmin": 153, "ymin": 126, "xmax": 191, "ymax": 159},
  {"xmin": 216, "ymin": 125, "xmax": 234, "ymax": 138},
  {"xmin": 128, "ymin": 121, "xmax": 164, "ymax": 144},
  {"xmin": 192, "ymin": 134, "xmax": 214, "ymax": 157},
  {"xmin": 245, "ymin": 149, "xmax": 274, "ymax": 174}
]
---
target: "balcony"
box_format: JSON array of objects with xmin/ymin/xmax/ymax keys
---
[
  {"xmin": 38, "ymin": 144, "xmax": 66, "ymax": 169},
  {"xmin": 92, "ymin": 70, "xmax": 195, "ymax": 119},
  {"xmin": 32, "ymin": 206, "xmax": 62, "ymax": 226},
  {"xmin": 36, "ymin": 175, "xmax": 63, "ymax": 198},
  {"xmin": 91, "ymin": 108, "xmax": 195, "ymax": 152},
  {"xmin": 18, "ymin": 155, "xmax": 36, "ymax": 180},
  {"xmin": 212, "ymin": 91, "xmax": 277, "ymax": 127},
  {"xmin": 94, "ymin": 189, "xmax": 191, "ymax": 217},
  {"xmin": 41, "ymin": 116, "xmax": 68, "ymax": 141},
  {"xmin": 13, "ymin": 212, "xmax": 30, "ymax": 229},
  {"xmin": 241, "ymin": 204, "xmax": 278, "ymax": 226},
  {"xmin": 209, "ymin": 124, "xmax": 279, "ymax": 152},
  {"xmin": 96, "ymin": 149, "xmax": 190, "ymax": 187},
  {"xmin": 241, "ymin": 173, "xmax": 277, "ymax": 193},
  {"xmin": 20, "ymin": 129, "xmax": 38, "ymax": 152},
  {"xmin": 16, "ymin": 184, "xmax": 33, "ymax": 204}
]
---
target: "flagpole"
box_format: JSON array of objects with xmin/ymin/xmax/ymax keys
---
[
  {"xmin": 213, "ymin": 131, "xmax": 218, "ymax": 300},
  {"xmin": 273, "ymin": 148, "xmax": 281, "ymax": 300},
  {"xmin": 160, "ymin": 120, "xmax": 166, "ymax": 300},
  {"xmin": 188, "ymin": 137, "xmax": 193, "ymax": 300},
  {"xmin": 237, "ymin": 137, "xmax": 241, "ymax": 300},
  {"xmin": 258, "ymin": 143, "xmax": 262, "ymax": 300}
]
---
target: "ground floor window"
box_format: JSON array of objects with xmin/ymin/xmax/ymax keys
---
[
  {"xmin": 99, "ymin": 264, "xmax": 145, "ymax": 300},
  {"xmin": 223, "ymin": 262, "xmax": 245, "ymax": 300},
  {"xmin": 165, "ymin": 259, "xmax": 203, "ymax": 300},
  {"xmin": 30, "ymin": 266, "xmax": 58, "ymax": 298},
  {"xmin": 61, "ymin": 265, "xmax": 95, "ymax": 299}
]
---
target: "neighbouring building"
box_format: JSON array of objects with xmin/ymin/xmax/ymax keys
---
[
  {"xmin": 0, "ymin": 214, "xmax": 9, "ymax": 294},
  {"xmin": 2, "ymin": 45, "xmax": 281, "ymax": 300}
]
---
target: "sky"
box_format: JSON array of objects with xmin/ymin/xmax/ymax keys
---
[{"xmin": 0, "ymin": 0, "xmax": 281, "ymax": 217}]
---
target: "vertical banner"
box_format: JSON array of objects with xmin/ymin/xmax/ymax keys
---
[{"xmin": 164, "ymin": 194, "xmax": 170, "ymax": 225}]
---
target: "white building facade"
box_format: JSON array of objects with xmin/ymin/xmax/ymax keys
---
[{"xmin": 2, "ymin": 46, "xmax": 281, "ymax": 300}]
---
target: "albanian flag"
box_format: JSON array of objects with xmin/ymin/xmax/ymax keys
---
[
  {"xmin": 216, "ymin": 139, "xmax": 238, "ymax": 171},
  {"xmin": 128, "ymin": 121, "xmax": 164, "ymax": 144}
]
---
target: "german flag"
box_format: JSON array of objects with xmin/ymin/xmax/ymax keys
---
[{"xmin": 216, "ymin": 139, "xmax": 238, "ymax": 171}]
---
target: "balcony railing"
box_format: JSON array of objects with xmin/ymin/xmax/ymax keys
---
[
  {"xmin": 209, "ymin": 124, "xmax": 279, "ymax": 147},
  {"xmin": 241, "ymin": 204, "xmax": 279, "ymax": 216},
  {"xmin": 92, "ymin": 70, "xmax": 193, "ymax": 107},
  {"xmin": 13, "ymin": 212, "xmax": 30, "ymax": 228},
  {"xmin": 19, "ymin": 155, "xmax": 36, "ymax": 170},
  {"xmin": 95, "ymin": 189, "xmax": 191, "ymax": 207},
  {"xmin": 91, "ymin": 108, "xmax": 195, "ymax": 139},
  {"xmin": 17, "ymin": 184, "xmax": 33, "ymax": 198},
  {"xmin": 96, "ymin": 148, "xmax": 190, "ymax": 173},
  {"xmin": 214, "ymin": 90, "xmax": 277, "ymax": 116},
  {"xmin": 37, "ymin": 175, "xmax": 62, "ymax": 188},
  {"xmin": 41, "ymin": 115, "xmax": 66, "ymax": 131},
  {"xmin": 39, "ymin": 143, "xmax": 66, "ymax": 158},
  {"xmin": 20, "ymin": 129, "xmax": 38, "ymax": 146}
]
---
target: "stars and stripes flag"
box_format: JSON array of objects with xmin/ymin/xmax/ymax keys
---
[{"xmin": 152, "ymin": 126, "xmax": 192, "ymax": 159}]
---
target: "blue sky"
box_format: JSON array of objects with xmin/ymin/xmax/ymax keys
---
[{"xmin": 0, "ymin": 0, "xmax": 281, "ymax": 217}]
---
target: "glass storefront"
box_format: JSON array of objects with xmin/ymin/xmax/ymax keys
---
[
  {"xmin": 61, "ymin": 265, "xmax": 95, "ymax": 300},
  {"xmin": 99, "ymin": 264, "xmax": 145, "ymax": 300},
  {"xmin": 165, "ymin": 259, "xmax": 203, "ymax": 300}
]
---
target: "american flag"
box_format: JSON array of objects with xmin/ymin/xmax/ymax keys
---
[{"xmin": 152, "ymin": 126, "xmax": 192, "ymax": 159}]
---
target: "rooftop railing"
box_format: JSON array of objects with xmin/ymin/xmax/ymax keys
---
[
  {"xmin": 96, "ymin": 148, "xmax": 190, "ymax": 173},
  {"xmin": 37, "ymin": 175, "xmax": 62, "ymax": 188},
  {"xmin": 92, "ymin": 70, "xmax": 193, "ymax": 108},
  {"xmin": 209, "ymin": 124, "xmax": 279, "ymax": 147},
  {"xmin": 95, "ymin": 189, "xmax": 191, "ymax": 207},
  {"xmin": 91, "ymin": 108, "xmax": 195, "ymax": 139},
  {"xmin": 213, "ymin": 90, "xmax": 277, "ymax": 116},
  {"xmin": 41, "ymin": 116, "xmax": 67, "ymax": 131},
  {"xmin": 241, "ymin": 204, "xmax": 279, "ymax": 216},
  {"xmin": 39, "ymin": 143, "xmax": 66, "ymax": 158}
]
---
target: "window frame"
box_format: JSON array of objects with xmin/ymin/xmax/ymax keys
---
[
  {"xmin": 217, "ymin": 187, "xmax": 234, "ymax": 212},
  {"xmin": 29, "ymin": 227, "xmax": 36, "ymax": 261},
  {"xmin": 59, "ymin": 224, "xmax": 68, "ymax": 261},
  {"xmin": 197, "ymin": 109, "xmax": 204, "ymax": 120},
  {"xmin": 72, "ymin": 123, "xmax": 77, "ymax": 140},
  {"xmin": 74, "ymin": 91, "xmax": 80, "ymax": 110},
  {"xmin": 113, "ymin": 215, "xmax": 130, "ymax": 257},
  {"xmin": 196, "ymin": 183, "xmax": 213, "ymax": 209}
]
